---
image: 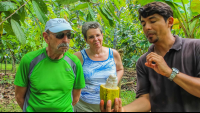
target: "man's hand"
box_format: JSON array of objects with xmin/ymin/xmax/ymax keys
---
[
  {"xmin": 100, "ymin": 98, "xmax": 124, "ymax": 112},
  {"xmin": 145, "ymin": 52, "xmax": 172, "ymax": 77}
]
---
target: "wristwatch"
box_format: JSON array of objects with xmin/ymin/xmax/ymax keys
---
[{"xmin": 168, "ymin": 68, "xmax": 179, "ymax": 81}]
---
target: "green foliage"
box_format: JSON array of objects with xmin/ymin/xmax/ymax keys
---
[
  {"xmin": 34, "ymin": 0, "xmax": 48, "ymax": 14},
  {"xmin": 97, "ymin": 6, "xmax": 110, "ymax": 27},
  {"xmin": 70, "ymin": 3, "xmax": 88, "ymax": 11},
  {"xmin": 0, "ymin": 63, "xmax": 19, "ymax": 71},
  {"xmin": 106, "ymin": 2, "xmax": 120, "ymax": 22},
  {"xmin": 0, "ymin": 1, "xmax": 17, "ymax": 11},
  {"xmin": 3, "ymin": 22, "xmax": 15, "ymax": 35},
  {"xmin": 120, "ymin": 90, "xmax": 136, "ymax": 106},
  {"xmin": 1, "ymin": 0, "xmax": 199, "ymax": 68},
  {"xmin": 0, "ymin": 14, "xmax": 3, "ymax": 36},
  {"xmin": 11, "ymin": 19, "xmax": 26, "ymax": 45},
  {"xmin": 137, "ymin": 0, "xmax": 200, "ymax": 39},
  {"xmin": 55, "ymin": 0, "xmax": 79, "ymax": 5},
  {"xmin": 32, "ymin": 0, "xmax": 48, "ymax": 25}
]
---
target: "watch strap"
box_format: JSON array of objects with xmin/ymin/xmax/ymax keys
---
[{"xmin": 168, "ymin": 68, "xmax": 179, "ymax": 81}]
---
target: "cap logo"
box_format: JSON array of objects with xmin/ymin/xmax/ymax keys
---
[
  {"xmin": 57, "ymin": 20, "xmax": 67, "ymax": 24},
  {"xmin": 45, "ymin": 18, "xmax": 73, "ymax": 32}
]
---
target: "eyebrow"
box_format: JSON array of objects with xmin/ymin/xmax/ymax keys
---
[
  {"xmin": 149, "ymin": 16, "xmax": 156, "ymax": 20},
  {"xmin": 141, "ymin": 16, "xmax": 157, "ymax": 23}
]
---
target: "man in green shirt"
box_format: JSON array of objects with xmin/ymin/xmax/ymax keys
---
[{"xmin": 14, "ymin": 18, "xmax": 85, "ymax": 112}]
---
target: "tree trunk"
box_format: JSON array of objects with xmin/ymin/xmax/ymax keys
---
[
  {"xmin": 11, "ymin": 57, "xmax": 16, "ymax": 73},
  {"xmin": 5, "ymin": 58, "xmax": 7, "ymax": 75},
  {"xmin": 113, "ymin": 25, "xmax": 118, "ymax": 49},
  {"xmin": 0, "ymin": 62, "xmax": 2, "ymax": 71}
]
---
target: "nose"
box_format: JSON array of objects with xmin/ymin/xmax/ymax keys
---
[
  {"xmin": 94, "ymin": 36, "xmax": 98, "ymax": 40},
  {"xmin": 144, "ymin": 22, "xmax": 152, "ymax": 31},
  {"xmin": 62, "ymin": 35, "xmax": 70, "ymax": 43}
]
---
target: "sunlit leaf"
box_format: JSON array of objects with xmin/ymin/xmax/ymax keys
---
[
  {"xmin": 119, "ymin": 0, "xmax": 126, "ymax": 7},
  {"xmin": 88, "ymin": 3, "xmax": 95, "ymax": 20},
  {"xmin": 137, "ymin": 0, "xmax": 155, "ymax": 6},
  {"xmin": 34, "ymin": 0, "xmax": 48, "ymax": 14},
  {"xmin": 55, "ymin": 0, "xmax": 79, "ymax": 5},
  {"xmin": 10, "ymin": 0, "xmax": 21, "ymax": 6},
  {"xmin": 0, "ymin": 1, "xmax": 17, "ymax": 11},
  {"xmin": 18, "ymin": 7, "xmax": 26, "ymax": 22},
  {"xmin": 191, "ymin": 0, "xmax": 200, "ymax": 13},
  {"xmin": 0, "ymin": 50, "xmax": 3, "ymax": 57},
  {"xmin": 99, "ymin": 6, "xmax": 114, "ymax": 26},
  {"xmin": 86, "ymin": 12, "xmax": 94, "ymax": 21},
  {"xmin": 173, "ymin": 0, "xmax": 189, "ymax": 4},
  {"xmin": 91, "ymin": 0, "xmax": 98, "ymax": 3},
  {"xmin": 32, "ymin": 0, "xmax": 48, "ymax": 25},
  {"xmin": 80, "ymin": 0, "xmax": 90, "ymax": 2},
  {"xmin": 11, "ymin": 13, "xmax": 21, "ymax": 24},
  {"xmin": 97, "ymin": 6, "xmax": 110, "ymax": 27},
  {"xmin": 100, "ymin": 6, "xmax": 113, "ymax": 21},
  {"xmin": 0, "ymin": 14, "xmax": 3, "ymax": 36},
  {"xmin": 70, "ymin": 3, "xmax": 88, "ymax": 11},
  {"xmin": 4, "ymin": 23, "xmax": 15, "ymax": 36},
  {"xmin": 112, "ymin": 0, "xmax": 120, "ymax": 10},
  {"xmin": 11, "ymin": 19, "xmax": 26, "ymax": 44},
  {"xmin": 6, "ymin": 42, "xmax": 13, "ymax": 49},
  {"xmin": 107, "ymin": 2, "xmax": 120, "ymax": 22}
]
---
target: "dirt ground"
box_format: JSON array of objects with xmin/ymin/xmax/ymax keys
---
[
  {"xmin": 0, "ymin": 68, "xmax": 137, "ymax": 110},
  {"xmin": 121, "ymin": 68, "xmax": 137, "ymax": 92},
  {"xmin": 0, "ymin": 72, "xmax": 18, "ymax": 111}
]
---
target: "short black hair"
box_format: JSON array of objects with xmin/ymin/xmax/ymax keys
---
[{"xmin": 138, "ymin": 2, "xmax": 173, "ymax": 22}]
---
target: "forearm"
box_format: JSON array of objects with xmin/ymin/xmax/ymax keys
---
[
  {"xmin": 15, "ymin": 97, "xmax": 24, "ymax": 110},
  {"xmin": 72, "ymin": 89, "xmax": 81, "ymax": 106},
  {"xmin": 72, "ymin": 96, "xmax": 80, "ymax": 106},
  {"xmin": 117, "ymin": 69, "xmax": 124, "ymax": 83},
  {"xmin": 72, "ymin": 100, "xmax": 79, "ymax": 106},
  {"xmin": 123, "ymin": 94, "xmax": 151, "ymax": 112},
  {"xmin": 173, "ymin": 72, "xmax": 200, "ymax": 98},
  {"xmin": 15, "ymin": 85, "xmax": 27, "ymax": 110}
]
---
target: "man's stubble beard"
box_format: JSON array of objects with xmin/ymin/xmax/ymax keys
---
[{"xmin": 148, "ymin": 36, "xmax": 159, "ymax": 43}]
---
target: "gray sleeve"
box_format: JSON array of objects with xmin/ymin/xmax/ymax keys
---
[{"xmin": 195, "ymin": 40, "xmax": 200, "ymax": 77}]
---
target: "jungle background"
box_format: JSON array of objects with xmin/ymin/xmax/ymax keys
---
[{"xmin": 0, "ymin": 0, "xmax": 200, "ymax": 111}]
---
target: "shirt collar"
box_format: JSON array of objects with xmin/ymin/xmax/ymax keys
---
[
  {"xmin": 170, "ymin": 35, "xmax": 182, "ymax": 51},
  {"xmin": 148, "ymin": 35, "xmax": 182, "ymax": 52}
]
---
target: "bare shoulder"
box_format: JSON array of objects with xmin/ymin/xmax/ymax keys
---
[
  {"xmin": 73, "ymin": 51, "xmax": 83, "ymax": 63},
  {"xmin": 74, "ymin": 51, "xmax": 81, "ymax": 55},
  {"xmin": 111, "ymin": 48, "xmax": 120, "ymax": 57}
]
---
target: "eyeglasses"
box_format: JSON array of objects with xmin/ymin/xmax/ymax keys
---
[{"xmin": 53, "ymin": 32, "xmax": 74, "ymax": 39}]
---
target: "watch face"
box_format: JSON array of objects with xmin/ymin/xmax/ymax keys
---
[{"xmin": 172, "ymin": 68, "xmax": 179, "ymax": 73}]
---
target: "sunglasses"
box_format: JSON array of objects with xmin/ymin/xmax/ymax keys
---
[{"xmin": 53, "ymin": 32, "xmax": 74, "ymax": 39}]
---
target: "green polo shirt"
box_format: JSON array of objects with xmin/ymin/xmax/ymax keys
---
[{"xmin": 14, "ymin": 48, "xmax": 85, "ymax": 112}]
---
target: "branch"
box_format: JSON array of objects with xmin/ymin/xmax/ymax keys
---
[
  {"xmin": 189, "ymin": 14, "xmax": 200, "ymax": 23},
  {"xmin": 0, "ymin": 0, "xmax": 30, "ymax": 25}
]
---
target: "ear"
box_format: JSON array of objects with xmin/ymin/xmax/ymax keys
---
[
  {"xmin": 168, "ymin": 16, "xmax": 174, "ymax": 28},
  {"xmin": 43, "ymin": 32, "xmax": 50, "ymax": 44}
]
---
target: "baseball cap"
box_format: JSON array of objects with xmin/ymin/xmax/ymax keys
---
[{"xmin": 45, "ymin": 18, "xmax": 73, "ymax": 33}]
